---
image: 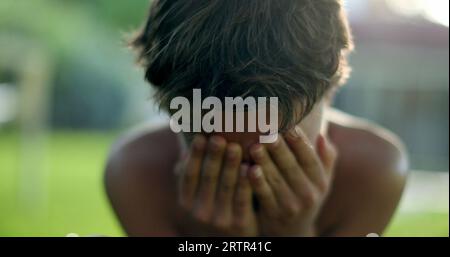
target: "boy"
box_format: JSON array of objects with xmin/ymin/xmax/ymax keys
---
[{"xmin": 105, "ymin": 0, "xmax": 408, "ymax": 236}]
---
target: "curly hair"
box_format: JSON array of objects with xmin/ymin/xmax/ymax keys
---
[{"xmin": 131, "ymin": 0, "xmax": 353, "ymax": 130}]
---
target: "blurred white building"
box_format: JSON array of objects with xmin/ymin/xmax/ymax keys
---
[{"xmin": 336, "ymin": 0, "xmax": 449, "ymax": 171}]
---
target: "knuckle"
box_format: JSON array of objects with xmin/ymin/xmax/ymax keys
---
[
  {"xmin": 304, "ymin": 159, "xmax": 320, "ymax": 171},
  {"xmin": 284, "ymin": 202, "xmax": 301, "ymax": 218},
  {"xmin": 301, "ymin": 191, "xmax": 319, "ymax": 209},
  {"xmin": 316, "ymin": 178, "xmax": 329, "ymax": 194},
  {"xmin": 285, "ymin": 163, "xmax": 299, "ymax": 173},
  {"xmin": 267, "ymin": 174, "xmax": 284, "ymax": 187}
]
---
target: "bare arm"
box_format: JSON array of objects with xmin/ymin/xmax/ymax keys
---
[
  {"xmin": 326, "ymin": 148, "xmax": 408, "ymax": 236},
  {"xmin": 104, "ymin": 128, "xmax": 180, "ymax": 236},
  {"xmin": 320, "ymin": 115, "xmax": 409, "ymax": 236}
]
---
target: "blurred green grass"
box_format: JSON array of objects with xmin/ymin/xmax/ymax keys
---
[
  {"xmin": 0, "ymin": 131, "xmax": 448, "ymax": 237},
  {"xmin": 0, "ymin": 131, "xmax": 123, "ymax": 236}
]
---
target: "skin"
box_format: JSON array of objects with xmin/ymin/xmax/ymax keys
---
[{"xmin": 104, "ymin": 100, "xmax": 409, "ymax": 236}]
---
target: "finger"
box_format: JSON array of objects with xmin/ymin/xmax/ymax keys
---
[
  {"xmin": 265, "ymin": 136, "xmax": 310, "ymax": 193},
  {"xmin": 285, "ymin": 125, "xmax": 325, "ymax": 187},
  {"xmin": 316, "ymin": 134, "xmax": 338, "ymax": 173},
  {"xmin": 214, "ymin": 143, "xmax": 242, "ymax": 224},
  {"xmin": 194, "ymin": 136, "xmax": 226, "ymax": 220},
  {"xmin": 179, "ymin": 135, "xmax": 207, "ymax": 208},
  {"xmin": 250, "ymin": 144, "xmax": 297, "ymax": 209},
  {"xmin": 233, "ymin": 164, "xmax": 255, "ymax": 229},
  {"xmin": 247, "ymin": 165, "xmax": 279, "ymax": 217},
  {"xmin": 233, "ymin": 164, "xmax": 252, "ymax": 217}
]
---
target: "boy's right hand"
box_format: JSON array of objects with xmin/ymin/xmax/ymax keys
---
[{"xmin": 175, "ymin": 135, "xmax": 258, "ymax": 236}]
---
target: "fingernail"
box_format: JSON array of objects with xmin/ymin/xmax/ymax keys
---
[{"xmin": 253, "ymin": 166, "xmax": 263, "ymax": 178}]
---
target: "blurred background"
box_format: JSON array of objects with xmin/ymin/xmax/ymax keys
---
[{"xmin": 0, "ymin": 0, "xmax": 448, "ymax": 236}]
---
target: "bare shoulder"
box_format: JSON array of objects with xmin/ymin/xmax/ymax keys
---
[
  {"xmin": 106, "ymin": 123, "xmax": 180, "ymax": 175},
  {"xmin": 326, "ymin": 107, "xmax": 409, "ymax": 175},
  {"xmin": 104, "ymin": 123, "xmax": 181, "ymax": 236},
  {"xmin": 320, "ymin": 108, "xmax": 409, "ymax": 235}
]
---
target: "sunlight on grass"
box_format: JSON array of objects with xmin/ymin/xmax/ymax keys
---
[
  {"xmin": 0, "ymin": 131, "xmax": 448, "ymax": 236},
  {"xmin": 0, "ymin": 131, "xmax": 123, "ymax": 236},
  {"xmin": 386, "ymin": 212, "xmax": 448, "ymax": 237}
]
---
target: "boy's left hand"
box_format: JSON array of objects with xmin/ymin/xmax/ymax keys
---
[{"xmin": 247, "ymin": 126, "xmax": 338, "ymax": 236}]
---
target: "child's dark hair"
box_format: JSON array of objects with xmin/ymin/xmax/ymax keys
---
[{"xmin": 131, "ymin": 0, "xmax": 353, "ymax": 129}]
